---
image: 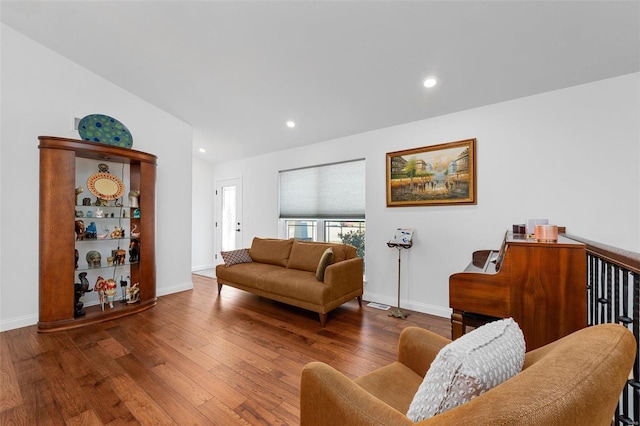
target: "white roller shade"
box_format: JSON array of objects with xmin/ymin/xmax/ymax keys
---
[{"xmin": 279, "ymin": 159, "xmax": 365, "ymax": 219}]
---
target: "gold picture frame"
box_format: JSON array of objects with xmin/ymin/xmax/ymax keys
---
[{"xmin": 386, "ymin": 138, "xmax": 476, "ymax": 207}]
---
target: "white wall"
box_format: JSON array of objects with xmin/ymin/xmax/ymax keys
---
[
  {"xmin": 192, "ymin": 156, "xmax": 215, "ymax": 271},
  {"xmin": 207, "ymin": 73, "xmax": 640, "ymax": 318},
  {"xmin": 0, "ymin": 25, "xmax": 194, "ymax": 331}
]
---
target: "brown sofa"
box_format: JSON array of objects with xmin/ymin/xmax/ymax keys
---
[
  {"xmin": 215, "ymin": 238, "xmax": 364, "ymax": 326},
  {"xmin": 301, "ymin": 323, "xmax": 636, "ymax": 425}
]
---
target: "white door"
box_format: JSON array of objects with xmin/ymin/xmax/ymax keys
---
[{"xmin": 215, "ymin": 178, "xmax": 243, "ymax": 263}]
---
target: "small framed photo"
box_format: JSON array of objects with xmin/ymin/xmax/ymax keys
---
[{"xmin": 386, "ymin": 138, "xmax": 476, "ymax": 207}]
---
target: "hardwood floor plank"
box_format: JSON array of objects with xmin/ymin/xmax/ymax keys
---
[
  {"xmin": 20, "ymin": 378, "xmax": 65, "ymax": 425},
  {"xmin": 75, "ymin": 371, "xmax": 138, "ymax": 424},
  {"xmin": 149, "ymin": 325, "xmax": 222, "ymax": 371},
  {"xmin": 0, "ymin": 274, "xmax": 451, "ymax": 425},
  {"xmin": 39, "ymin": 350, "xmax": 90, "ymax": 420},
  {"xmin": 80, "ymin": 341, "xmax": 129, "ymax": 382},
  {"xmin": 66, "ymin": 408, "xmax": 104, "ymax": 425},
  {"xmin": 209, "ymin": 363, "xmax": 283, "ymax": 412},
  {"xmin": 114, "ymin": 353, "xmax": 215, "ymax": 425},
  {"xmin": 197, "ymin": 396, "xmax": 252, "ymax": 426},
  {"xmin": 150, "ymin": 362, "xmax": 213, "ymax": 406},
  {"xmin": 108, "ymin": 374, "xmax": 175, "ymax": 425},
  {"xmin": 270, "ymin": 399, "xmax": 300, "ymax": 426},
  {"xmin": 235, "ymin": 399, "xmax": 290, "ymax": 426},
  {"xmin": 96, "ymin": 336, "xmax": 131, "ymax": 359},
  {"xmin": 0, "ymin": 333, "xmax": 22, "ymax": 412}
]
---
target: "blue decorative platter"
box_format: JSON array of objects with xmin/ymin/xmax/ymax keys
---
[{"xmin": 78, "ymin": 114, "xmax": 133, "ymax": 148}]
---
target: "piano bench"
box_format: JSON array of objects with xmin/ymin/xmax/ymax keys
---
[{"xmin": 461, "ymin": 312, "xmax": 501, "ymax": 334}]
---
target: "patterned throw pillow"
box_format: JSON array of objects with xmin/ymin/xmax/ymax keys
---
[
  {"xmin": 220, "ymin": 249, "xmax": 253, "ymax": 267},
  {"xmin": 406, "ymin": 318, "xmax": 525, "ymax": 421}
]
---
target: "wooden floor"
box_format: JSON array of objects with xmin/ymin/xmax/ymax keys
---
[{"xmin": 1, "ymin": 275, "xmax": 451, "ymax": 425}]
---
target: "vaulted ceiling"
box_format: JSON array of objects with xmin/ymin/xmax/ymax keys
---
[{"xmin": 2, "ymin": 1, "xmax": 639, "ymax": 164}]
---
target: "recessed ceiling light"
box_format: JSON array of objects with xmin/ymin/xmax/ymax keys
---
[
  {"xmin": 198, "ymin": 148, "xmax": 206, "ymax": 153},
  {"xmin": 423, "ymin": 77, "xmax": 437, "ymax": 88},
  {"xmin": 286, "ymin": 121, "xmax": 296, "ymax": 128}
]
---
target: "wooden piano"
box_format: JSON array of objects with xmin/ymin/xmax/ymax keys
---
[{"xmin": 449, "ymin": 231, "xmax": 586, "ymax": 351}]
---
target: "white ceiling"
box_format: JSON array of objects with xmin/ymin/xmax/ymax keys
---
[{"xmin": 2, "ymin": 1, "xmax": 639, "ymax": 164}]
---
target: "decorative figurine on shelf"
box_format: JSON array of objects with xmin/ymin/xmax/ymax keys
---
[
  {"xmin": 73, "ymin": 272, "xmax": 93, "ymax": 317},
  {"xmin": 94, "ymin": 276, "xmax": 107, "ymax": 311},
  {"xmin": 75, "ymin": 249, "xmax": 79, "ymax": 269},
  {"xmin": 130, "ymin": 224, "xmax": 140, "ymax": 238},
  {"xmin": 133, "ymin": 208, "xmax": 141, "ymax": 219},
  {"xmin": 122, "ymin": 209, "xmax": 127, "ymax": 218},
  {"xmin": 112, "ymin": 249, "xmax": 126, "ymax": 265},
  {"xmin": 75, "ymin": 210, "xmax": 84, "ymax": 218},
  {"xmin": 120, "ymin": 275, "xmax": 129, "ymax": 302},
  {"xmin": 127, "ymin": 282, "xmax": 140, "ymax": 304},
  {"xmin": 75, "ymin": 186, "xmax": 83, "ymax": 205},
  {"xmin": 86, "ymin": 221, "xmax": 97, "ymax": 239},
  {"xmin": 110, "ymin": 226, "xmax": 125, "ymax": 239},
  {"xmin": 95, "ymin": 197, "xmax": 108, "ymax": 207},
  {"xmin": 86, "ymin": 210, "xmax": 93, "ymax": 218},
  {"xmin": 75, "ymin": 220, "xmax": 86, "ymax": 240},
  {"xmin": 129, "ymin": 190, "xmax": 140, "ymax": 208},
  {"xmin": 129, "ymin": 239, "xmax": 140, "ymax": 263},
  {"xmin": 86, "ymin": 250, "xmax": 101, "ymax": 268},
  {"xmin": 82, "ymin": 197, "xmax": 91, "ymax": 206},
  {"xmin": 98, "ymin": 227, "xmax": 109, "ymax": 240},
  {"xmin": 95, "ymin": 208, "xmax": 104, "ymax": 218},
  {"xmin": 105, "ymin": 278, "xmax": 117, "ymax": 309}
]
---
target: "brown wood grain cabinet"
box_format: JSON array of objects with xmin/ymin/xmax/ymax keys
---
[{"xmin": 38, "ymin": 136, "xmax": 157, "ymax": 332}]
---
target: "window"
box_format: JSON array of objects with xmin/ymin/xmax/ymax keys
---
[
  {"xmin": 282, "ymin": 219, "xmax": 366, "ymax": 263},
  {"xmin": 279, "ymin": 159, "xmax": 365, "ymax": 219},
  {"xmin": 279, "ymin": 160, "xmax": 366, "ymax": 266}
]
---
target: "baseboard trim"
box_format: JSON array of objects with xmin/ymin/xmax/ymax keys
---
[
  {"xmin": 0, "ymin": 313, "xmax": 39, "ymax": 332},
  {"xmin": 0, "ymin": 282, "xmax": 195, "ymax": 333},
  {"xmin": 363, "ymin": 291, "xmax": 451, "ymax": 319},
  {"xmin": 157, "ymin": 280, "xmax": 194, "ymax": 297},
  {"xmin": 192, "ymin": 263, "xmax": 216, "ymax": 272}
]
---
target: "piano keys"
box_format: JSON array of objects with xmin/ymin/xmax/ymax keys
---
[{"xmin": 449, "ymin": 231, "xmax": 586, "ymax": 351}]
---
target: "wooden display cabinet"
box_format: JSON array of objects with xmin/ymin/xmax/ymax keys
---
[{"xmin": 38, "ymin": 136, "xmax": 157, "ymax": 332}]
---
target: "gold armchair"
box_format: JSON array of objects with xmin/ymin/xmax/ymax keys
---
[{"xmin": 301, "ymin": 324, "xmax": 635, "ymax": 425}]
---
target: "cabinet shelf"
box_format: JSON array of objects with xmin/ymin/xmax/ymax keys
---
[
  {"xmin": 75, "ymin": 262, "xmax": 139, "ymax": 272},
  {"xmin": 76, "ymin": 237, "xmax": 134, "ymax": 241},
  {"xmin": 75, "ymin": 217, "xmax": 131, "ymax": 220},
  {"xmin": 37, "ymin": 298, "xmax": 156, "ymax": 332},
  {"xmin": 39, "ymin": 136, "xmax": 157, "ymax": 333}
]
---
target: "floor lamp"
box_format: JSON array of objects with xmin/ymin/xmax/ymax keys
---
[{"xmin": 386, "ymin": 240, "xmax": 412, "ymax": 319}]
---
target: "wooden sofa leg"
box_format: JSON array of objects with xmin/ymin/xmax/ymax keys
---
[
  {"xmin": 356, "ymin": 296, "xmax": 362, "ymax": 307},
  {"xmin": 217, "ymin": 283, "xmax": 223, "ymax": 294},
  {"xmin": 319, "ymin": 313, "xmax": 327, "ymax": 327}
]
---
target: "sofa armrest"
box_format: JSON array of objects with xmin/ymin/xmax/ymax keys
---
[
  {"xmin": 300, "ymin": 361, "xmax": 413, "ymax": 426},
  {"xmin": 397, "ymin": 327, "xmax": 451, "ymax": 377},
  {"xmin": 324, "ymin": 257, "xmax": 363, "ymax": 298}
]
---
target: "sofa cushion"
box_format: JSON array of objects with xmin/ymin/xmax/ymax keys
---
[
  {"xmin": 215, "ymin": 262, "xmax": 283, "ymax": 288},
  {"xmin": 355, "ymin": 362, "xmax": 424, "ymax": 414},
  {"xmin": 406, "ymin": 317, "xmax": 525, "ymax": 422},
  {"xmin": 248, "ymin": 237, "xmax": 294, "ymax": 267},
  {"xmin": 257, "ymin": 268, "xmax": 330, "ymax": 304},
  {"xmin": 315, "ymin": 248, "xmax": 333, "ymax": 281},
  {"xmin": 287, "ymin": 241, "xmax": 352, "ymax": 272},
  {"xmin": 220, "ymin": 248, "xmax": 253, "ymax": 266}
]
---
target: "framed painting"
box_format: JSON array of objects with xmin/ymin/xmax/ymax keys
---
[{"xmin": 386, "ymin": 138, "xmax": 476, "ymax": 207}]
